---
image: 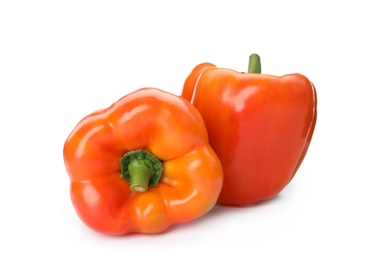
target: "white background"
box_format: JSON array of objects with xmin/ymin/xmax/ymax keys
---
[{"xmin": 1, "ymin": 0, "xmax": 365, "ymax": 259}]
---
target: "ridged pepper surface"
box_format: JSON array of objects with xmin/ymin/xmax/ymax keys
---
[{"xmin": 64, "ymin": 88, "xmax": 223, "ymax": 234}]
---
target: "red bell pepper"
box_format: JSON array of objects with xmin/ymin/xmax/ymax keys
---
[
  {"xmin": 64, "ymin": 88, "xmax": 223, "ymax": 234},
  {"xmin": 182, "ymin": 54, "xmax": 317, "ymax": 206}
]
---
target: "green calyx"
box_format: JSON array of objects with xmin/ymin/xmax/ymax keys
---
[
  {"xmin": 120, "ymin": 149, "xmax": 163, "ymax": 192},
  {"xmin": 248, "ymin": 53, "xmax": 261, "ymax": 74}
]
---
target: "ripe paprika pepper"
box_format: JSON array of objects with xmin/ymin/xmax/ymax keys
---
[
  {"xmin": 63, "ymin": 88, "xmax": 223, "ymax": 235},
  {"xmin": 182, "ymin": 54, "xmax": 317, "ymax": 206}
]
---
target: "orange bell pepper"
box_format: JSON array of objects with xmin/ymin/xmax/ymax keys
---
[
  {"xmin": 182, "ymin": 54, "xmax": 317, "ymax": 206},
  {"xmin": 63, "ymin": 88, "xmax": 223, "ymax": 235}
]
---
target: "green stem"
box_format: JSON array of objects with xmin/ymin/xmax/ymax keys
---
[
  {"xmin": 248, "ymin": 53, "xmax": 261, "ymax": 74},
  {"xmin": 120, "ymin": 149, "xmax": 163, "ymax": 192}
]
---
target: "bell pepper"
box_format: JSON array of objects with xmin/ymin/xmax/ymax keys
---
[
  {"xmin": 63, "ymin": 88, "xmax": 223, "ymax": 235},
  {"xmin": 182, "ymin": 54, "xmax": 317, "ymax": 206}
]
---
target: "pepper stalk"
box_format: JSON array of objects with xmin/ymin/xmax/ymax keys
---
[
  {"xmin": 120, "ymin": 149, "xmax": 163, "ymax": 192},
  {"xmin": 248, "ymin": 53, "xmax": 261, "ymax": 74}
]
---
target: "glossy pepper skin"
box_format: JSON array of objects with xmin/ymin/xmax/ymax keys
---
[
  {"xmin": 182, "ymin": 54, "xmax": 317, "ymax": 206},
  {"xmin": 63, "ymin": 88, "xmax": 223, "ymax": 235}
]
